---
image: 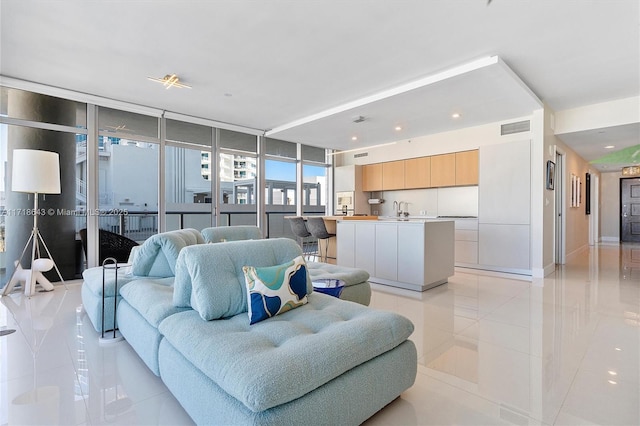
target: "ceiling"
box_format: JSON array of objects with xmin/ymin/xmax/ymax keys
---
[{"xmin": 1, "ymin": 0, "xmax": 638, "ymax": 169}]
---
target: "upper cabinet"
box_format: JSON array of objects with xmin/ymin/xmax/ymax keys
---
[
  {"xmin": 404, "ymin": 156, "xmax": 431, "ymax": 189},
  {"xmin": 382, "ymin": 160, "xmax": 405, "ymax": 190},
  {"xmin": 455, "ymin": 150, "xmax": 479, "ymax": 186},
  {"xmin": 362, "ymin": 163, "xmax": 383, "ymax": 191},
  {"xmin": 430, "ymin": 153, "xmax": 456, "ymax": 187},
  {"xmin": 361, "ymin": 148, "xmax": 478, "ymax": 192}
]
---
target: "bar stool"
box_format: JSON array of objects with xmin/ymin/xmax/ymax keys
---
[
  {"xmin": 288, "ymin": 217, "xmax": 315, "ymax": 259},
  {"xmin": 306, "ymin": 217, "xmax": 336, "ymax": 263}
]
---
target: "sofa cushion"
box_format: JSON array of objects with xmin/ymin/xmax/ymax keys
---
[
  {"xmin": 173, "ymin": 238, "xmax": 312, "ymax": 321},
  {"xmin": 82, "ymin": 265, "xmax": 136, "ymax": 298},
  {"xmin": 243, "ymin": 256, "xmax": 308, "ymax": 325},
  {"xmin": 201, "ymin": 226, "xmax": 262, "ymax": 243},
  {"xmin": 118, "ymin": 278, "xmax": 184, "ymax": 328},
  {"xmin": 307, "ymin": 262, "xmax": 370, "ymax": 287},
  {"xmin": 159, "ymin": 292, "xmax": 414, "ymax": 412},
  {"xmin": 131, "ymin": 229, "xmax": 204, "ymax": 277}
]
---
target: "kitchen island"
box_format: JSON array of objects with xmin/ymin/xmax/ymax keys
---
[{"xmin": 336, "ymin": 219, "xmax": 454, "ymax": 292}]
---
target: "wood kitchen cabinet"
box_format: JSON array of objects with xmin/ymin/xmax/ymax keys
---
[
  {"xmin": 455, "ymin": 150, "xmax": 479, "ymax": 185},
  {"xmin": 430, "ymin": 153, "xmax": 456, "ymax": 187},
  {"xmin": 404, "ymin": 156, "xmax": 431, "ymax": 188},
  {"xmin": 382, "ymin": 160, "xmax": 405, "ymax": 190},
  {"xmin": 362, "ymin": 163, "xmax": 383, "ymax": 191}
]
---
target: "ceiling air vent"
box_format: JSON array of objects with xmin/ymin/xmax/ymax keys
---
[
  {"xmin": 501, "ymin": 120, "xmax": 530, "ymax": 136},
  {"xmin": 354, "ymin": 152, "xmax": 368, "ymax": 158},
  {"xmin": 353, "ymin": 116, "xmax": 366, "ymax": 123}
]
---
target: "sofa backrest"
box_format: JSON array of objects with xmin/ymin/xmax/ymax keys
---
[
  {"xmin": 131, "ymin": 228, "xmax": 204, "ymax": 277},
  {"xmin": 173, "ymin": 238, "xmax": 312, "ymax": 321},
  {"xmin": 201, "ymin": 226, "xmax": 262, "ymax": 243}
]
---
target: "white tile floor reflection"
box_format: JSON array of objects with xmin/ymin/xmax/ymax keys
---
[{"xmin": 1, "ymin": 244, "xmax": 638, "ymax": 425}]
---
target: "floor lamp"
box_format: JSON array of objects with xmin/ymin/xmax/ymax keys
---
[{"xmin": 1, "ymin": 149, "xmax": 66, "ymax": 297}]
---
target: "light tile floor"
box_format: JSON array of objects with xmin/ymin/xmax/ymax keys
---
[{"xmin": 1, "ymin": 244, "xmax": 638, "ymax": 425}]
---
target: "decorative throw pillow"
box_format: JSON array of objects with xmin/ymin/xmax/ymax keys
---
[{"xmin": 243, "ymin": 256, "xmax": 308, "ymax": 325}]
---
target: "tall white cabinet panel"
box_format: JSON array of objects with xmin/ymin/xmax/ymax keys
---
[
  {"xmin": 478, "ymin": 224, "xmax": 530, "ymax": 270},
  {"xmin": 479, "ymin": 140, "xmax": 531, "ymax": 225},
  {"xmin": 374, "ymin": 223, "xmax": 398, "ymax": 280},
  {"xmin": 478, "ymin": 139, "xmax": 531, "ymax": 273}
]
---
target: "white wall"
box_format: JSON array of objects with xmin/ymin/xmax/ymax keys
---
[{"xmin": 600, "ymin": 171, "xmax": 622, "ymax": 242}]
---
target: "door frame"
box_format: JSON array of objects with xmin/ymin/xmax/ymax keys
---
[
  {"xmin": 555, "ymin": 148, "xmax": 566, "ymax": 264},
  {"xmin": 588, "ymin": 172, "xmax": 599, "ymax": 245}
]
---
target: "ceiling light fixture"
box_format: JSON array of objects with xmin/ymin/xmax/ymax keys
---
[
  {"xmin": 452, "ymin": 113, "xmax": 461, "ymax": 119},
  {"xmin": 604, "ymin": 145, "xmax": 615, "ymax": 149},
  {"xmin": 328, "ymin": 141, "xmax": 398, "ymax": 156},
  {"xmin": 147, "ymin": 74, "xmax": 192, "ymax": 89},
  {"xmin": 351, "ymin": 136, "xmax": 358, "ymax": 141},
  {"xmin": 265, "ymin": 55, "xmax": 499, "ymax": 137},
  {"xmin": 395, "ymin": 126, "xmax": 402, "ymax": 131}
]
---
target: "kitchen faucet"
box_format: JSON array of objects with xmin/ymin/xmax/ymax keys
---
[{"xmin": 393, "ymin": 201, "xmax": 404, "ymax": 217}]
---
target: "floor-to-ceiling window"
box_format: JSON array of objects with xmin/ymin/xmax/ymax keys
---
[
  {"xmin": 218, "ymin": 129, "xmax": 258, "ymax": 226},
  {"xmin": 97, "ymin": 107, "xmax": 159, "ymax": 243},
  {"xmin": 302, "ymin": 144, "xmax": 329, "ymax": 217},
  {"xmin": 165, "ymin": 119, "xmax": 213, "ymax": 231},
  {"xmin": 265, "ymin": 138, "xmax": 298, "ymax": 238},
  {"xmin": 0, "ymin": 83, "xmax": 332, "ymax": 273}
]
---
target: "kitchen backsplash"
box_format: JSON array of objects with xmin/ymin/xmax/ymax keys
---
[{"xmin": 373, "ymin": 186, "xmax": 478, "ymax": 217}]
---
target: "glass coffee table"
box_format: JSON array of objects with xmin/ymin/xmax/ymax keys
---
[{"xmin": 312, "ymin": 279, "xmax": 344, "ymax": 298}]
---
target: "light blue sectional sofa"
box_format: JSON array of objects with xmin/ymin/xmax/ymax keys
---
[
  {"xmin": 82, "ymin": 227, "xmax": 371, "ymax": 334},
  {"xmin": 81, "ymin": 228, "xmax": 203, "ymax": 332},
  {"xmin": 117, "ymin": 237, "xmax": 417, "ymax": 425},
  {"xmin": 201, "ymin": 225, "xmax": 263, "ymax": 243}
]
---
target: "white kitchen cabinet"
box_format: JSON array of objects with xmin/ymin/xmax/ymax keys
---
[
  {"xmin": 479, "ymin": 140, "xmax": 531, "ymax": 225},
  {"xmin": 375, "ymin": 223, "xmax": 398, "ymax": 280},
  {"xmin": 478, "ymin": 139, "xmax": 531, "ymax": 274},
  {"xmin": 354, "ymin": 222, "xmax": 376, "ymax": 273},
  {"xmin": 478, "ymin": 224, "xmax": 530, "ymax": 271},
  {"xmin": 454, "ymin": 219, "xmax": 478, "ymax": 265},
  {"xmin": 337, "ymin": 219, "xmax": 454, "ymax": 291},
  {"xmin": 336, "ymin": 221, "xmax": 356, "ymax": 267}
]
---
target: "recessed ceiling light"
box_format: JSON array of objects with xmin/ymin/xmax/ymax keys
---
[
  {"xmin": 608, "ymin": 380, "xmax": 618, "ymax": 385},
  {"xmin": 147, "ymin": 74, "xmax": 192, "ymax": 89},
  {"xmin": 452, "ymin": 113, "xmax": 461, "ymax": 119},
  {"xmin": 395, "ymin": 126, "xmax": 402, "ymax": 131},
  {"xmin": 351, "ymin": 136, "xmax": 358, "ymax": 141},
  {"xmin": 608, "ymin": 370, "xmax": 618, "ymax": 376},
  {"xmin": 605, "ymin": 145, "xmax": 615, "ymax": 149},
  {"xmin": 615, "ymin": 347, "xmax": 622, "ymax": 351}
]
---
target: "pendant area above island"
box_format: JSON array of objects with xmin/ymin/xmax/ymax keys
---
[{"xmin": 336, "ymin": 219, "xmax": 455, "ymax": 292}]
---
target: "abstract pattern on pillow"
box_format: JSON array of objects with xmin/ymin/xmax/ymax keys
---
[{"xmin": 243, "ymin": 256, "xmax": 308, "ymax": 325}]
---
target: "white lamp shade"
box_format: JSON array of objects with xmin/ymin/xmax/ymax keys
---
[{"xmin": 12, "ymin": 149, "xmax": 61, "ymax": 194}]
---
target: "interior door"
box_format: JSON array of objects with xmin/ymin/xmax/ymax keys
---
[{"xmin": 621, "ymin": 177, "xmax": 640, "ymax": 242}]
